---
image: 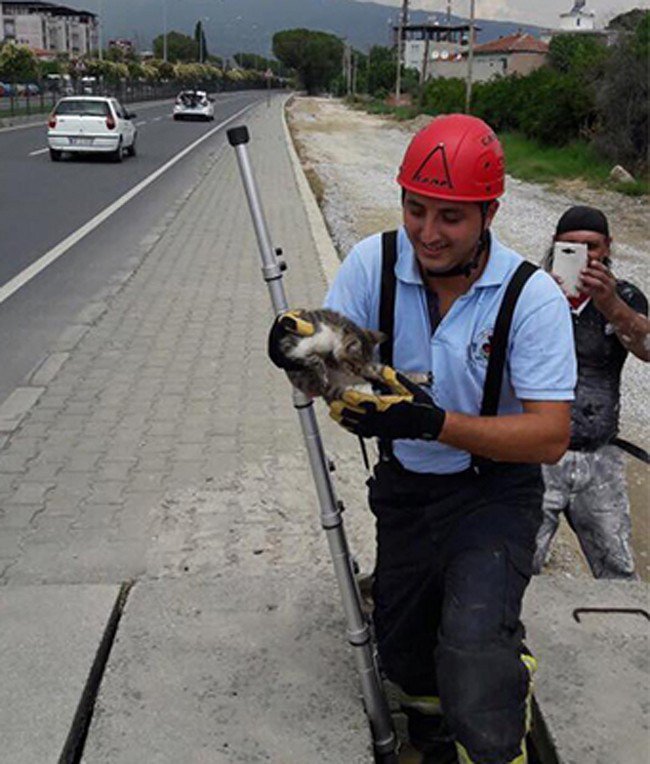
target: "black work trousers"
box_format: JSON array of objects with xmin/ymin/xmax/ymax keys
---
[{"xmin": 368, "ymin": 457, "xmax": 543, "ymax": 764}]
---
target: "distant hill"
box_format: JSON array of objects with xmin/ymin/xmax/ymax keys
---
[{"xmin": 101, "ymin": 0, "xmax": 547, "ymax": 58}]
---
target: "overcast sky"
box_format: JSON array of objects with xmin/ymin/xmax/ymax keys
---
[{"xmin": 361, "ymin": 0, "xmax": 649, "ymax": 28}]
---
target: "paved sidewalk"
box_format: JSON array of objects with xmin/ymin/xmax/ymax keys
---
[
  {"xmin": 0, "ymin": 95, "xmax": 376, "ymax": 761},
  {"xmin": 1, "ymin": 93, "xmax": 647, "ymax": 763}
]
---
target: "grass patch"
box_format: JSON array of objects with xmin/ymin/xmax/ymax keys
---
[
  {"xmin": 351, "ymin": 98, "xmax": 420, "ymax": 121},
  {"xmin": 501, "ymin": 132, "xmax": 648, "ymax": 196},
  {"xmin": 343, "ymin": 97, "xmax": 648, "ymax": 196}
]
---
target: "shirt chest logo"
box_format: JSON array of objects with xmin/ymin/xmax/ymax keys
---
[{"xmin": 470, "ymin": 327, "xmax": 494, "ymax": 364}]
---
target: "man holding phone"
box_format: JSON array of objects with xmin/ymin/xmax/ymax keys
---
[{"xmin": 534, "ymin": 205, "xmax": 650, "ymax": 579}]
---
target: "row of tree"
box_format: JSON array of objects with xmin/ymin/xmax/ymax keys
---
[
  {"xmin": 0, "ymin": 44, "xmax": 276, "ymax": 89},
  {"xmin": 0, "ymin": 36, "xmax": 288, "ymax": 89}
]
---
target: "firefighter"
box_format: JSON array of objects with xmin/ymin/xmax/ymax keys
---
[{"xmin": 270, "ymin": 114, "xmax": 576, "ymax": 763}]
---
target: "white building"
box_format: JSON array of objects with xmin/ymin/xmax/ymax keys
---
[
  {"xmin": 559, "ymin": 1, "xmax": 596, "ymax": 32},
  {"xmin": 395, "ymin": 18, "xmax": 474, "ymax": 80},
  {"xmin": 1, "ymin": 1, "xmax": 98, "ymax": 58}
]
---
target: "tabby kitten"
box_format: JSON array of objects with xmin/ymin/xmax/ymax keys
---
[{"xmin": 280, "ymin": 309, "xmax": 387, "ymax": 402}]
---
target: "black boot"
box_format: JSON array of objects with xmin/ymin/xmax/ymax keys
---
[{"xmin": 403, "ymin": 708, "xmax": 458, "ymax": 763}]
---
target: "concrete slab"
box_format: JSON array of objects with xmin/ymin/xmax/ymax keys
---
[
  {"xmin": 0, "ymin": 583, "xmax": 121, "ymax": 763},
  {"xmin": 84, "ymin": 575, "xmax": 374, "ymax": 763},
  {"xmin": 524, "ymin": 576, "xmax": 649, "ymax": 764}
]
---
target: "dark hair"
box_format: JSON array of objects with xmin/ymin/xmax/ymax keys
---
[{"xmin": 555, "ymin": 206, "xmax": 610, "ymax": 238}]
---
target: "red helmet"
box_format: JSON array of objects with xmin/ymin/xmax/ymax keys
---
[{"xmin": 397, "ymin": 113, "xmax": 505, "ymax": 202}]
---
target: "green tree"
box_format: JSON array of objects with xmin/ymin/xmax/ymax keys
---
[
  {"xmin": 606, "ymin": 8, "xmax": 648, "ymax": 32},
  {"xmin": 548, "ymin": 33, "xmax": 608, "ymax": 76},
  {"xmin": 149, "ymin": 58, "xmax": 175, "ymax": 80},
  {"xmin": 233, "ymin": 52, "xmax": 274, "ymax": 70},
  {"xmin": 105, "ymin": 45, "xmax": 125, "ymax": 63},
  {"xmin": 194, "ymin": 21, "xmax": 208, "ymax": 62},
  {"xmin": 273, "ymin": 29, "xmax": 343, "ymax": 94},
  {"xmin": 38, "ymin": 59, "xmax": 63, "ymax": 77},
  {"xmin": 82, "ymin": 59, "xmax": 128, "ymax": 83},
  {"xmin": 472, "ymin": 75, "xmax": 526, "ymax": 132},
  {"xmin": 594, "ymin": 12, "xmax": 649, "ymax": 170},
  {"xmin": 206, "ymin": 54, "xmax": 223, "ymax": 68},
  {"xmin": 516, "ymin": 66, "xmax": 596, "ymax": 145},
  {"xmin": 0, "ymin": 41, "xmax": 39, "ymax": 81},
  {"xmin": 152, "ymin": 31, "xmax": 197, "ymax": 62},
  {"xmin": 365, "ymin": 46, "xmax": 395, "ymax": 96},
  {"xmin": 420, "ymin": 77, "xmax": 466, "ymax": 115}
]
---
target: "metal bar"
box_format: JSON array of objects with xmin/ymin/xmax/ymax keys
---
[{"xmin": 227, "ymin": 125, "xmax": 398, "ymax": 763}]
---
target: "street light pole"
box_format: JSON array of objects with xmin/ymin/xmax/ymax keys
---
[
  {"xmin": 98, "ymin": 0, "xmax": 103, "ymax": 60},
  {"xmin": 395, "ymin": 0, "xmax": 408, "ymax": 102},
  {"xmin": 162, "ymin": 0, "xmax": 168, "ymax": 63}
]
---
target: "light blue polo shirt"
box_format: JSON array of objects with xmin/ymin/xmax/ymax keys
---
[{"xmin": 324, "ymin": 227, "xmax": 576, "ymax": 474}]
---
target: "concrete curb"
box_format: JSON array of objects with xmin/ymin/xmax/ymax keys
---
[{"xmin": 281, "ymin": 96, "xmax": 341, "ymax": 288}]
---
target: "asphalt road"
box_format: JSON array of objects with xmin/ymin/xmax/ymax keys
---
[{"xmin": 0, "ymin": 89, "xmax": 270, "ymax": 406}]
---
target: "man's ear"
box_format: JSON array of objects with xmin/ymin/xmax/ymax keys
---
[{"xmin": 485, "ymin": 199, "xmax": 499, "ymax": 226}]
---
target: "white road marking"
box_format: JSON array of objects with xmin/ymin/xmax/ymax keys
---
[
  {"xmin": 28, "ymin": 147, "xmax": 49, "ymax": 156},
  {"xmin": 135, "ymin": 120, "xmax": 147, "ymax": 126},
  {"xmin": 0, "ymin": 101, "xmax": 255, "ymax": 306},
  {"xmin": 153, "ymin": 116, "xmax": 163, "ymax": 122}
]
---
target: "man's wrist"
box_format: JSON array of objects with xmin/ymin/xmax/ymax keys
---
[{"xmin": 594, "ymin": 293, "xmax": 624, "ymax": 322}]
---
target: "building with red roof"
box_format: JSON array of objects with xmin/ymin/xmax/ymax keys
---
[{"xmin": 471, "ymin": 32, "xmax": 549, "ymax": 80}]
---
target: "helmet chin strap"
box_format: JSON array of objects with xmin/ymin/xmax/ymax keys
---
[{"xmin": 425, "ymin": 203, "xmax": 491, "ymax": 279}]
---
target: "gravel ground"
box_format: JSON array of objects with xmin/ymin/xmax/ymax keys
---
[{"xmin": 287, "ymin": 96, "xmax": 649, "ymax": 581}]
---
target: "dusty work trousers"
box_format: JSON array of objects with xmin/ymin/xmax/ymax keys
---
[
  {"xmin": 368, "ymin": 458, "xmax": 543, "ymax": 764},
  {"xmin": 533, "ymin": 446, "xmax": 636, "ymax": 579}
]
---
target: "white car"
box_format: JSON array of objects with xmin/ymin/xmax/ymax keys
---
[
  {"xmin": 173, "ymin": 90, "xmax": 215, "ymax": 121},
  {"xmin": 47, "ymin": 96, "xmax": 137, "ymax": 162}
]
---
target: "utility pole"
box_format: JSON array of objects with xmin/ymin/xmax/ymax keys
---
[
  {"xmin": 464, "ymin": 0, "xmax": 475, "ymax": 113},
  {"xmin": 395, "ymin": 0, "xmax": 408, "ymax": 102},
  {"xmin": 343, "ymin": 42, "xmax": 352, "ymax": 96},
  {"xmin": 419, "ymin": 32, "xmax": 430, "ymax": 90},
  {"xmin": 352, "ymin": 51, "xmax": 357, "ymax": 96}
]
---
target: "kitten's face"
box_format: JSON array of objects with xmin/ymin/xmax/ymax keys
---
[{"xmin": 338, "ymin": 330, "xmax": 383, "ymax": 373}]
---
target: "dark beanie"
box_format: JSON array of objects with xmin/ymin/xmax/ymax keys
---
[{"xmin": 555, "ymin": 205, "xmax": 610, "ymax": 238}]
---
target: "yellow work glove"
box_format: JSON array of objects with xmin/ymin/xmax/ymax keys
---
[
  {"xmin": 329, "ymin": 366, "xmax": 445, "ymax": 441},
  {"xmin": 267, "ymin": 309, "xmax": 315, "ymax": 371}
]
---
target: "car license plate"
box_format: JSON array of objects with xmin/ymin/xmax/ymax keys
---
[{"xmin": 69, "ymin": 137, "xmax": 93, "ymax": 146}]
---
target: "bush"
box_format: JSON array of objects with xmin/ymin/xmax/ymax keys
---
[
  {"xmin": 472, "ymin": 75, "xmax": 526, "ymax": 132},
  {"xmin": 515, "ymin": 67, "xmax": 596, "ymax": 145},
  {"xmin": 420, "ymin": 77, "xmax": 465, "ymax": 115}
]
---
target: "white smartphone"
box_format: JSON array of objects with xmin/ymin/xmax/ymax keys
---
[{"xmin": 552, "ymin": 242, "xmax": 588, "ymax": 297}]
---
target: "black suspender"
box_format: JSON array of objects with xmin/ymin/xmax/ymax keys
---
[
  {"xmin": 471, "ymin": 259, "xmax": 537, "ymax": 471},
  {"xmin": 379, "ymin": 230, "xmax": 398, "ymax": 368},
  {"xmin": 378, "ymin": 229, "xmax": 538, "ymax": 469},
  {"xmin": 479, "ymin": 259, "xmax": 538, "ymax": 416},
  {"xmin": 377, "ymin": 231, "xmax": 399, "ymax": 461}
]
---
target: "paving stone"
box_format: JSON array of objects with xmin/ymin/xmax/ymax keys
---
[{"xmin": 0, "ymin": 387, "xmax": 45, "ymax": 433}]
